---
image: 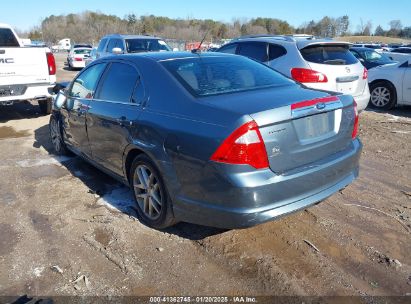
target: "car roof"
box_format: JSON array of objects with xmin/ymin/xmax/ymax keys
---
[
  {"xmin": 227, "ymin": 36, "xmax": 351, "ymax": 49},
  {"xmin": 102, "ymin": 34, "xmax": 164, "ymax": 40},
  {"xmin": 102, "ymin": 51, "xmax": 236, "ymax": 63}
]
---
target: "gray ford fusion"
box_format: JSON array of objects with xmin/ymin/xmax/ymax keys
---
[{"xmin": 50, "ymin": 52, "xmax": 362, "ymax": 229}]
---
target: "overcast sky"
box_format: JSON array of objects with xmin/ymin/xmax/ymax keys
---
[{"xmin": 1, "ymin": 0, "xmax": 410, "ymax": 32}]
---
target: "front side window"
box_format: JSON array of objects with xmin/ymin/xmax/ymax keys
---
[
  {"xmin": 106, "ymin": 39, "xmax": 120, "ymax": 53},
  {"xmin": 70, "ymin": 63, "xmax": 107, "ymax": 98},
  {"xmin": 161, "ymin": 55, "xmax": 295, "ymax": 97},
  {"xmin": 300, "ymin": 44, "xmax": 358, "ymax": 65},
  {"xmin": 217, "ymin": 43, "xmax": 238, "ymax": 54},
  {"xmin": 238, "ymin": 42, "xmax": 269, "ymax": 62},
  {"xmin": 97, "ymin": 62, "xmax": 139, "ymax": 103}
]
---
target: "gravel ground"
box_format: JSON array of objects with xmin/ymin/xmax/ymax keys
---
[{"xmin": 0, "ymin": 53, "xmax": 410, "ymax": 300}]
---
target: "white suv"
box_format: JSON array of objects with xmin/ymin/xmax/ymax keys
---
[{"xmin": 218, "ymin": 35, "xmax": 370, "ymax": 111}]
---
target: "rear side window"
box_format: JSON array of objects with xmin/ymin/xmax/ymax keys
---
[
  {"xmin": 97, "ymin": 38, "xmax": 108, "ymax": 52},
  {"xmin": 0, "ymin": 28, "xmax": 19, "ymax": 47},
  {"xmin": 269, "ymin": 44, "xmax": 287, "ymax": 60},
  {"xmin": 97, "ymin": 62, "xmax": 139, "ymax": 103},
  {"xmin": 238, "ymin": 42, "xmax": 268, "ymax": 62},
  {"xmin": 300, "ymin": 45, "xmax": 358, "ymax": 65},
  {"xmin": 70, "ymin": 63, "xmax": 107, "ymax": 99},
  {"xmin": 218, "ymin": 43, "xmax": 238, "ymax": 54},
  {"xmin": 161, "ymin": 56, "xmax": 295, "ymax": 97}
]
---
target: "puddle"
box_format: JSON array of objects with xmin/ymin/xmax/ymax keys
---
[
  {"xmin": 29, "ymin": 210, "xmax": 55, "ymax": 239},
  {"xmin": 93, "ymin": 227, "xmax": 112, "ymax": 247},
  {"xmin": 0, "ymin": 126, "xmax": 30, "ymax": 139},
  {"xmin": 16, "ymin": 156, "xmax": 72, "ymax": 168},
  {"xmin": 23, "ymin": 164, "xmax": 68, "ymax": 180}
]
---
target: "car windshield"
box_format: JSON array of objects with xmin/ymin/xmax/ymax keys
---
[
  {"xmin": 359, "ymin": 49, "xmax": 393, "ymax": 63},
  {"xmin": 161, "ymin": 55, "xmax": 295, "ymax": 97},
  {"xmin": 126, "ymin": 39, "xmax": 171, "ymax": 53},
  {"xmin": 300, "ymin": 45, "xmax": 358, "ymax": 65}
]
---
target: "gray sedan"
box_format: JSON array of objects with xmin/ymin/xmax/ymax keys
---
[{"xmin": 50, "ymin": 52, "xmax": 362, "ymax": 229}]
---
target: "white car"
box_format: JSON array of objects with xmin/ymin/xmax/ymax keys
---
[
  {"xmin": 67, "ymin": 47, "xmax": 92, "ymax": 70},
  {"xmin": 218, "ymin": 36, "xmax": 370, "ymax": 111},
  {"xmin": 368, "ymin": 60, "xmax": 411, "ymax": 109}
]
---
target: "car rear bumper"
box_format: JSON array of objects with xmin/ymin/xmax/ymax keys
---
[
  {"xmin": 353, "ymin": 87, "xmax": 370, "ymax": 112},
  {"xmin": 0, "ymin": 83, "xmax": 54, "ymax": 104},
  {"xmin": 172, "ymin": 139, "xmax": 362, "ymax": 229}
]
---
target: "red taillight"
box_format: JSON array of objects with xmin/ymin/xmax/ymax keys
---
[
  {"xmin": 46, "ymin": 52, "xmax": 56, "ymax": 75},
  {"xmin": 74, "ymin": 57, "xmax": 83, "ymax": 61},
  {"xmin": 210, "ymin": 121, "xmax": 269, "ymax": 169},
  {"xmin": 362, "ymin": 67, "xmax": 368, "ymax": 80},
  {"xmin": 352, "ymin": 100, "xmax": 359, "ymax": 139},
  {"xmin": 291, "ymin": 68, "xmax": 328, "ymax": 83}
]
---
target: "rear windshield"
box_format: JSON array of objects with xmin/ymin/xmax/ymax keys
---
[
  {"xmin": 300, "ymin": 45, "xmax": 358, "ymax": 65},
  {"xmin": 126, "ymin": 39, "xmax": 171, "ymax": 53},
  {"xmin": 74, "ymin": 49, "xmax": 91, "ymax": 54},
  {"xmin": 161, "ymin": 55, "xmax": 295, "ymax": 97},
  {"xmin": 0, "ymin": 28, "xmax": 19, "ymax": 47}
]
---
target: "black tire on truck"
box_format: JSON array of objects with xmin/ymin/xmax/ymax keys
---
[{"xmin": 39, "ymin": 98, "xmax": 52, "ymax": 115}]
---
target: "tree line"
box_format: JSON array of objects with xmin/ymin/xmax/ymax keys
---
[{"xmin": 22, "ymin": 11, "xmax": 410, "ymax": 44}]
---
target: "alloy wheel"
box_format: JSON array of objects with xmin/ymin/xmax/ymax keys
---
[
  {"xmin": 133, "ymin": 164, "xmax": 163, "ymax": 220},
  {"xmin": 50, "ymin": 118, "xmax": 61, "ymax": 152},
  {"xmin": 370, "ymin": 86, "xmax": 391, "ymax": 108}
]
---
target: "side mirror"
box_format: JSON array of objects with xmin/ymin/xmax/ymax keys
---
[
  {"xmin": 173, "ymin": 48, "xmax": 179, "ymax": 52},
  {"xmin": 359, "ymin": 58, "xmax": 365, "ymax": 63},
  {"xmin": 53, "ymin": 91, "xmax": 67, "ymax": 109},
  {"xmin": 112, "ymin": 47, "xmax": 123, "ymax": 55}
]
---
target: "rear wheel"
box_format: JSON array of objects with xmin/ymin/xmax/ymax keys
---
[
  {"xmin": 130, "ymin": 154, "xmax": 176, "ymax": 229},
  {"xmin": 369, "ymin": 81, "xmax": 396, "ymax": 110},
  {"xmin": 49, "ymin": 114, "xmax": 68, "ymax": 155},
  {"xmin": 39, "ymin": 98, "xmax": 52, "ymax": 115}
]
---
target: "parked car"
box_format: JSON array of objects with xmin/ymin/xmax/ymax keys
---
[
  {"xmin": 50, "ymin": 52, "xmax": 361, "ymax": 229},
  {"xmin": 349, "ymin": 47, "xmax": 397, "ymax": 70},
  {"xmin": 71, "ymin": 43, "xmax": 93, "ymax": 50},
  {"xmin": 85, "ymin": 47, "xmax": 97, "ymax": 66},
  {"xmin": 0, "ymin": 23, "xmax": 56, "ymax": 114},
  {"xmin": 390, "ymin": 47, "xmax": 411, "ymax": 54},
  {"xmin": 368, "ymin": 59, "xmax": 411, "ymax": 109},
  {"xmin": 67, "ymin": 47, "xmax": 92, "ymax": 70},
  {"xmin": 352, "ymin": 44, "xmax": 383, "ymax": 53},
  {"xmin": 95, "ymin": 34, "xmax": 172, "ymax": 59},
  {"xmin": 217, "ymin": 35, "xmax": 370, "ymax": 111}
]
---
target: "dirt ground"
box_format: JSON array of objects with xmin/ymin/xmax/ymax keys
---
[{"xmin": 0, "ymin": 53, "xmax": 410, "ymax": 300}]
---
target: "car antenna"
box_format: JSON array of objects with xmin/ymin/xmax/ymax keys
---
[{"xmin": 192, "ymin": 30, "xmax": 209, "ymax": 54}]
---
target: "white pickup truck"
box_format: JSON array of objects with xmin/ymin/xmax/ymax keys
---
[{"xmin": 0, "ymin": 23, "xmax": 56, "ymax": 114}]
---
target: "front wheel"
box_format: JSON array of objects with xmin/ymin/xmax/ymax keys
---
[
  {"xmin": 49, "ymin": 114, "xmax": 68, "ymax": 155},
  {"xmin": 130, "ymin": 154, "xmax": 176, "ymax": 229},
  {"xmin": 369, "ymin": 81, "xmax": 396, "ymax": 110}
]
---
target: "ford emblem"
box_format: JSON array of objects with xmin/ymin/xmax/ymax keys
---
[{"xmin": 316, "ymin": 102, "xmax": 326, "ymax": 110}]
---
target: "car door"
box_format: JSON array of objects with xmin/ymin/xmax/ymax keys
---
[
  {"xmin": 61, "ymin": 63, "xmax": 107, "ymax": 157},
  {"xmin": 403, "ymin": 63, "xmax": 411, "ymax": 103},
  {"xmin": 87, "ymin": 61, "xmax": 144, "ymax": 177}
]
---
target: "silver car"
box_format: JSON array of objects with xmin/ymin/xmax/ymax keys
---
[{"xmin": 218, "ymin": 35, "xmax": 370, "ymax": 111}]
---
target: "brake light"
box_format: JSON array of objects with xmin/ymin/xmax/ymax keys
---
[
  {"xmin": 210, "ymin": 121, "xmax": 269, "ymax": 169},
  {"xmin": 46, "ymin": 52, "xmax": 56, "ymax": 75},
  {"xmin": 362, "ymin": 67, "xmax": 368, "ymax": 80},
  {"xmin": 352, "ymin": 100, "xmax": 359, "ymax": 139},
  {"xmin": 291, "ymin": 68, "xmax": 328, "ymax": 83},
  {"xmin": 291, "ymin": 96, "xmax": 339, "ymax": 110},
  {"xmin": 74, "ymin": 57, "xmax": 83, "ymax": 61}
]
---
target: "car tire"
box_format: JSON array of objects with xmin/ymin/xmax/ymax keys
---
[
  {"xmin": 369, "ymin": 81, "xmax": 396, "ymax": 110},
  {"xmin": 49, "ymin": 114, "xmax": 68, "ymax": 155},
  {"xmin": 130, "ymin": 154, "xmax": 177, "ymax": 229},
  {"xmin": 39, "ymin": 98, "xmax": 52, "ymax": 115}
]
